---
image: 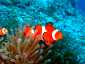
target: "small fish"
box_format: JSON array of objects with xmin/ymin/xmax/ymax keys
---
[
  {"xmin": 43, "ymin": 30, "xmax": 63, "ymax": 47},
  {"xmin": 23, "ymin": 25, "xmax": 33, "ymax": 38},
  {"xmin": 0, "ymin": 28, "xmax": 8, "ymax": 36},
  {"xmin": 23, "ymin": 23, "xmax": 63, "ymax": 47},
  {"xmin": 32, "ymin": 23, "xmax": 55, "ymax": 39}
]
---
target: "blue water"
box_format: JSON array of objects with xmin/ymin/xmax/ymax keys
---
[{"xmin": 77, "ymin": 0, "xmax": 85, "ymax": 13}]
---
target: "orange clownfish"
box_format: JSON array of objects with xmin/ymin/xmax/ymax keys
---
[
  {"xmin": 23, "ymin": 24, "xmax": 54, "ymax": 38},
  {"xmin": 32, "ymin": 23, "xmax": 55, "ymax": 38},
  {"xmin": 23, "ymin": 25, "xmax": 32, "ymax": 38},
  {"xmin": 0, "ymin": 28, "xmax": 8, "ymax": 36},
  {"xmin": 23, "ymin": 23, "xmax": 63, "ymax": 46},
  {"xmin": 43, "ymin": 29, "xmax": 63, "ymax": 46}
]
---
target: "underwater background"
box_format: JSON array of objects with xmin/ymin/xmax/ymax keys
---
[
  {"xmin": 77, "ymin": 0, "xmax": 85, "ymax": 14},
  {"xmin": 0, "ymin": 0, "xmax": 85, "ymax": 64}
]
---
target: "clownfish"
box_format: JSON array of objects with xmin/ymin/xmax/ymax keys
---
[
  {"xmin": 43, "ymin": 29, "xmax": 63, "ymax": 46},
  {"xmin": 32, "ymin": 23, "xmax": 55, "ymax": 39},
  {"xmin": 23, "ymin": 25, "xmax": 33, "ymax": 38},
  {"xmin": 0, "ymin": 28, "xmax": 8, "ymax": 36},
  {"xmin": 23, "ymin": 23, "xmax": 63, "ymax": 46}
]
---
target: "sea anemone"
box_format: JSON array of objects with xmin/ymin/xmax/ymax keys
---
[{"xmin": 0, "ymin": 30, "xmax": 46, "ymax": 64}]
